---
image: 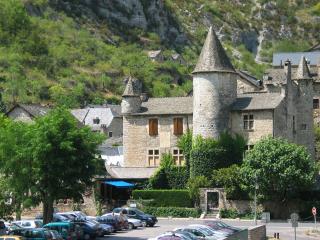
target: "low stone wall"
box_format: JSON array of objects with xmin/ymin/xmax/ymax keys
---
[{"xmin": 248, "ymin": 225, "xmax": 266, "ymax": 240}]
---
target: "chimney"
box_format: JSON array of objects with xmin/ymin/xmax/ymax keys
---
[{"xmin": 284, "ymin": 59, "xmax": 291, "ymax": 82}]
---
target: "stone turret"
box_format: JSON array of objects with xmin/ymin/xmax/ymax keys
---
[
  {"xmin": 294, "ymin": 56, "xmax": 314, "ymax": 157},
  {"xmin": 121, "ymin": 76, "xmax": 141, "ymax": 114},
  {"xmin": 192, "ymin": 26, "xmax": 237, "ymax": 139}
]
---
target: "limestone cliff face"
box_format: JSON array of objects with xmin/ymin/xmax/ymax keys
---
[{"xmin": 47, "ymin": 0, "xmax": 188, "ymax": 46}]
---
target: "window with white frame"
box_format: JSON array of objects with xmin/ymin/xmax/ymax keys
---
[
  {"xmin": 243, "ymin": 114, "xmax": 254, "ymax": 130},
  {"xmin": 172, "ymin": 148, "xmax": 184, "ymax": 166},
  {"xmin": 148, "ymin": 149, "xmax": 160, "ymax": 166}
]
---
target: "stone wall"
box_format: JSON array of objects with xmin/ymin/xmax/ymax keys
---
[
  {"xmin": 237, "ymin": 78, "xmax": 260, "ymax": 94},
  {"xmin": 105, "ymin": 117, "xmax": 123, "ymax": 138},
  {"xmin": 231, "ymin": 110, "xmax": 274, "ymax": 144},
  {"xmin": 193, "ymin": 72, "xmax": 237, "ymax": 139},
  {"xmin": 248, "ymin": 225, "xmax": 266, "ymax": 240},
  {"xmin": 123, "ymin": 114, "xmax": 192, "ymax": 167}
]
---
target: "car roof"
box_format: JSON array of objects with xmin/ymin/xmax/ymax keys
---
[{"xmin": 44, "ymin": 222, "xmax": 71, "ymax": 226}]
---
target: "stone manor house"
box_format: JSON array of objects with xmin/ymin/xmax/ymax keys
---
[{"xmin": 116, "ymin": 27, "xmax": 320, "ymax": 177}]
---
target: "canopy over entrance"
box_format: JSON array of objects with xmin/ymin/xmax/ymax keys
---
[{"xmin": 104, "ymin": 180, "xmax": 134, "ymax": 188}]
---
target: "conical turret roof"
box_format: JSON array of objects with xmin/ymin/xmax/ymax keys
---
[
  {"xmin": 122, "ymin": 76, "xmax": 140, "ymax": 97},
  {"xmin": 193, "ymin": 26, "xmax": 235, "ymax": 74},
  {"xmin": 295, "ymin": 56, "xmax": 311, "ymax": 80}
]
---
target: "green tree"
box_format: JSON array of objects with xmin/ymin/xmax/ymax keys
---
[
  {"xmin": 241, "ymin": 136, "xmax": 317, "ymax": 203},
  {"xmin": 0, "ymin": 92, "xmax": 6, "ymax": 113},
  {"xmin": 177, "ymin": 129, "xmax": 192, "ymax": 175},
  {"xmin": 0, "ymin": 115, "xmax": 33, "ymax": 219},
  {"xmin": 212, "ymin": 165, "xmax": 248, "ymax": 200},
  {"xmin": 187, "ymin": 176, "xmax": 210, "ymax": 207},
  {"xmin": 29, "ymin": 108, "xmax": 105, "ymax": 223}
]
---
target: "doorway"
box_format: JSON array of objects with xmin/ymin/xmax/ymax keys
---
[{"xmin": 207, "ymin": 191, "xmax": 219, "ymax": 213}]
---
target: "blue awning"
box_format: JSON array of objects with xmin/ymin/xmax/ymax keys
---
[{"xmin": 104, "ymin": 180, "xmax": 135, "ymax": 188}]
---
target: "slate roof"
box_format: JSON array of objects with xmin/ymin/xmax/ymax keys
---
[
  {"xmin": 237, "ymin": 70, "xmax": 262, "ymax": 88},
  {"xmin": 147, "ymin": 50, "xmax": 162, "ymax": 58},
  {"xmin": 122, "ymin": 76, "xmax": 140, "ymax": 97},
  {"xmin": 71, "ymin": 105, "xmax": 121, "ymax": 128},
  {"xmin": 232, "ymin": 93, "xmax": 284, "ymax": 111},
  {"xmin": 6, "ymin": 104, "xmax": 50, "ymax": 117},
  {"xmin": 133, "ymin": 97, "xmax": 193, "ymax": 115},
  {"xmin": 273, "ymin": 52, "xmax": 320, "ymax": 66},
  {"xmin": 193, "ymin": 26, "xmax": 235, "ymax": 74},
  {"xmin": 106, "ymin": 166, "xmax": 157, "ymax": 179},
  {"xmin": 294, "ymin": 56, "xmax": 312, "ymax": 80}
]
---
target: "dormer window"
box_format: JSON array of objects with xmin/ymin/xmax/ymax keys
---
[{"xmin": 93, "ymin": 117, "xmax": 100, "ymax": 124}]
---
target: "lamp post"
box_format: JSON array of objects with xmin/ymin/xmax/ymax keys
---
[{"xmin": 254, "ymin": 173, "xmax": 258, "ymax": 225}]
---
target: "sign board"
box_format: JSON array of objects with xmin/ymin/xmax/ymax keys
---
[
  {"xmin": 291, "ymin": 213, "xmax": 299, "ymax": 228},
  {"xmin": 129, "ymin": 203, "xmax": 137, "ymax": 208},
  {"xmin": 312, "ymin": 207, "xmax": 317, "ymax": 216}
]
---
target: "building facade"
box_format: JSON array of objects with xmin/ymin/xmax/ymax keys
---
[{"xmin": 119, "ymin": 27, "xmax": 317, "ymax": 171}]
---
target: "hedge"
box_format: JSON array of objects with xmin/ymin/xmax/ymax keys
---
[
  {"xmin": 132, "ymin": 189, "xmax": 193, "ymax": 207},
  {"xmin": 143, "ymin": 206, "xmax": 201, "ymax": 218}
]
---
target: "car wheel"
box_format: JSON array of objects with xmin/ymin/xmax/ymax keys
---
[
  {"xmin": 128, "ymin": 223, "xmax": 134, "ymax": 230},
  {"xmin": 83, "ymin": 233, "xmax": 90, "ymax": 240},
  {"xmin": 149, "ymin": 223, "xmax": 155, "ymax": 227}
]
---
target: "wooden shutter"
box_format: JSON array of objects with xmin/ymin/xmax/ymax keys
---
[
  {"xmin": 173, "ymin": 118, "xmax": 183, "ymax": 135},
  {"xmin": 149, "ymin": 119, "xmax": 158, "ymax": 136}
]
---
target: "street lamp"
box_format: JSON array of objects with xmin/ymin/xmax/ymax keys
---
[{"xmin": 254, "ymin": 173, "xmax": 259, "ymax": 225}]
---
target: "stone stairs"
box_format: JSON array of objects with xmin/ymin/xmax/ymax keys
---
[{"xmin": 204, "ymin": 209, "xmax": 220, "ymax": 219}]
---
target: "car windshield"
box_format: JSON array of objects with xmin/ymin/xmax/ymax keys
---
[{"xmin": 132, "ymin": 209, "xmax": 145, "ymax": 215}]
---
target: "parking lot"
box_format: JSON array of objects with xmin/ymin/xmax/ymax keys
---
[{"xmin": 103, "ymin": 218, "xmax": 320, "ymax": 240}]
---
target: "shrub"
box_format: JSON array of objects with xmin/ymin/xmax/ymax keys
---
[
  {"xmin": 219, "ymin": 208, "xmax": 260, "ymax": 219},
  {"xmin": 149, "ymin": 153, "xmax": 189, "ymax": 189},
  {"xmin": 212, "ymin": 165, "xmax": 249, "ymax": 200},
  {"xmin": 132, "ymin": 189, "xmax": 192, "ymax": 207},
  {"xmin": 143, "ymin": 206, "xmax": 201, "ymax": 218},
  {"xmin": 187, "ymin": 176, "xmax": 210, "ymax": 206}
]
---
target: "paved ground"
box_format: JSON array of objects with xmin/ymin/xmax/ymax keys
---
[{"xmin": 101, "ymin": 218, "xmax": 320, "ymax": 240}]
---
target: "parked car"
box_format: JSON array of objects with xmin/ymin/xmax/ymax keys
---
[
  {"xmin": 48, "ymin": 230, "xmax": 63, "ymax": 240},
  {"xmin": 189, "ymin": 225, "xmax": 229, "ymax": 238},
  {"xmin": 150, "ymin": 231, "xmax": 194, "ymax": 240},
  {"xmin": 101, "ymin": 213, "xmax": 128, "ymax": 230},
  {"xmin": 127, "ymin": 218, "xmax": 143, "ymax": 229},
  {"xmin": 0, "ymin": 235, "xmax": 24, "ymax": 240},
  {"xmin": 43, "ymin": 222, "xmax": 79, "ymax": 240},
  {"xmin": 113, "ymin": 207, "xmax": 158, "ymax": 227},
  {"xmin": 9, "ymin": 228, "xmax": 52, "ymax": 240},
  {"xmin": 95, "ymin": 216, "xmax": 121, "ymax": 232},
  {"xmin": 173, "ymin": 227, "xmax": 222, "ymax": 240},
  {"xmin": 203, "ymin": 221, "xmax": 240, "ymax": 234},
  {"xmin": 72, "ymin": 221, "xmax": 101, "ymax": 240},
  {"xmin": 0, "ymin": 221, "xmax": 7, "ymax": 236},
  {"xmin": 35, "ymin": 214, "xmax": 70, "ymax": 223},
  {"xmin": 13, "ymin": 220, "xmax": 43, "ymax": 229}
]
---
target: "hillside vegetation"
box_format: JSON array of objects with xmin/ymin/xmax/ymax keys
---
[{"xmin": 0, "ymin": 0, "xmax": 319, "ymax": 108}]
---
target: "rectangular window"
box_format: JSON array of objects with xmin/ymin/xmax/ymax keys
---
[
  {"xmin": 148, "ymin": 149, "xmax": 160, "ymax": 166},
  {"xmin": 108, "ymin": 132, "xmax": 113, "ymax": 137},
  {"xmin": 293, "ymin": 116, "xmax": 296, "ymax": 132},
  {"xmin": 149, "ymin": 119, "xmax": 158, "ymax": 136},
  {"xmin": 93, "ymin": 117, "xmax": 100, "ymax": 124},
  {"xmin": 243, "ymin": 114, "xmax": 254, "ymax": 130},
  {"xmin": 173, "ymin": 118, "xmax": 183, "ymax": 136},
  {"xmin": 172, "ymin": 148, "xmax": 184, "ymax": 166},
  {"xmin": 314, "ymin": 99, "xmax": 319, "ymax": 109}
]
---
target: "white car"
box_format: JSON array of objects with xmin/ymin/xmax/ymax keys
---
[
  {"xmin": 12, "ymin": 220, "xmax": 43, "ymax": 229},
  {"xmin": 128, "ymin": 218, "xmax": 143, "ymax": 229}
]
